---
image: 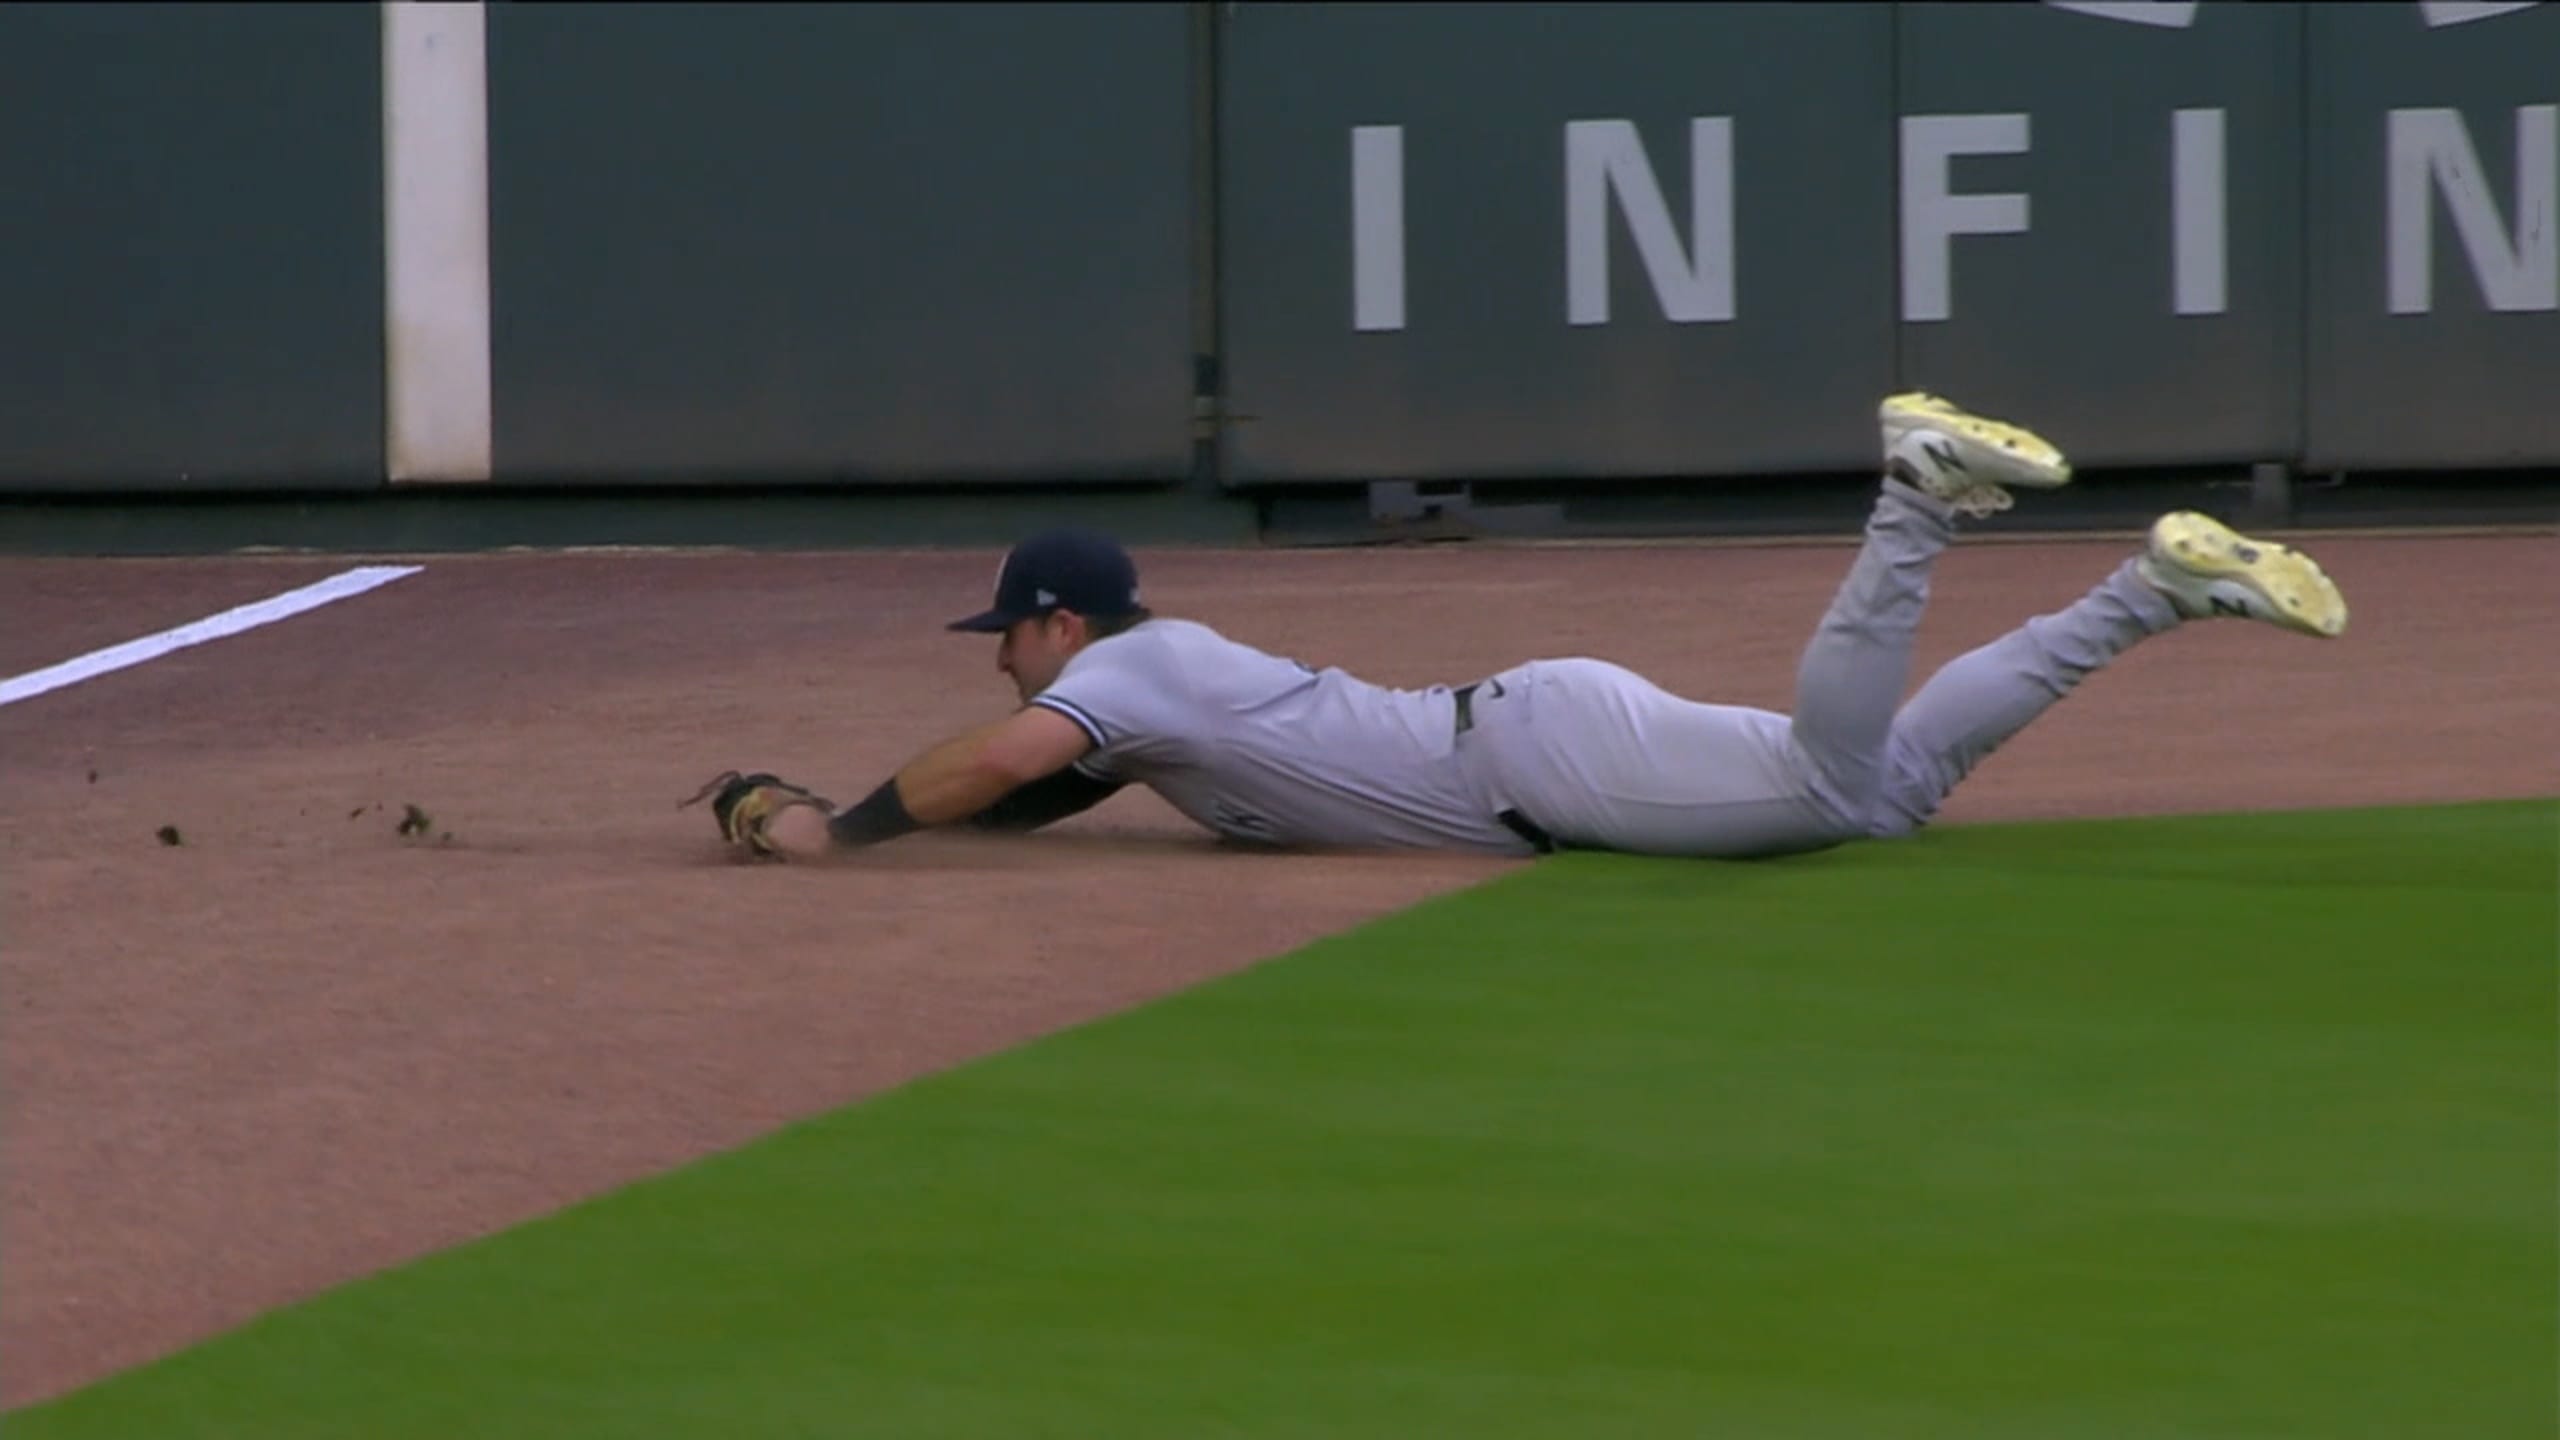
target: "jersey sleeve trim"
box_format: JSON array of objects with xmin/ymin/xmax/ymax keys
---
[{"xmin": 1030, "ymin": 695, "xmax": 1108, "ymax": 749}]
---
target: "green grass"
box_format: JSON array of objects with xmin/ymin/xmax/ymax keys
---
[{"xmin": 19, "ymin": 799, "xmax": 2556, "ymax": 1439}]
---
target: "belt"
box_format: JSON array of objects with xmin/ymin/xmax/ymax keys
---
[
  {"xmin": 1498, "ymin": 808, "xmax": 1558, "ymax": 855},
  {"xmin": 1452, "ymin": 679, "xmax": 1511, "ymax": 735},
  {"xmin": 1452, "ymin": 681, "xmax": 1558, "ymax": 855}
]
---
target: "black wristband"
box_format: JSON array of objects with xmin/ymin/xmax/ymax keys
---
[{"xmin": 824, "ymin": 779, "xmax": 922, "ymax": 849}]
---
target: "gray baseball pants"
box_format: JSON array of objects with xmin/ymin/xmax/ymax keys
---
[{"xmin": 1461, "ymin": 479, "xmax": 2184, "ymax": 858}]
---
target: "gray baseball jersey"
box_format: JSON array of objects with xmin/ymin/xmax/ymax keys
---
[
  {"xmin": 1022, "ymin": 486, "xmax": 2180, "ymax": 860},
  {"xmin": 1029, "ymin": 618, "xmax": 1528, "ymax": 853}
]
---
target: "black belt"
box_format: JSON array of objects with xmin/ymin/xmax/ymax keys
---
[
  {"xmin": 1498, "ymin": 808, "xmax": 1558, "ymax": 855},
  {"xmin": 1453, "ymin": 682, "xmax": 1558, "ymax": 855},
  {"xmin": 1451, "ymin": 679, "xmax": 1511, "ymax": 735}
]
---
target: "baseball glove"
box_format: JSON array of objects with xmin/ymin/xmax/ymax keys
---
[{"xmin": 680, "ymin": 769, "xmax": 836, "ymax": 859}]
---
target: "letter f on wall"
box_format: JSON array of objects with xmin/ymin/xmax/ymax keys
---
[{"xmin": 1900, "ymin": 115, "xmax": 2033, "ymax": 322}]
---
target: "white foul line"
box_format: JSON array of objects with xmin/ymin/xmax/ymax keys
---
[{"xmin": 0, "ymin": 565, "xmax": 425, "ymax": 709}]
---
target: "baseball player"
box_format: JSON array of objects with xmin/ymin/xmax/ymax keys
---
[{"xmin": 688, "ymin": 393, "xmax": 2348, "ymax": 863}]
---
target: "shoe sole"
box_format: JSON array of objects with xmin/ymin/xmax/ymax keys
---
[
  {"xmin": 2150, "ymin": 512, "xmax": 2349, "ymax": 638},
  {"xmin": 1880, "ymin": 393, "xmax": 2073, "ymax": 489}
]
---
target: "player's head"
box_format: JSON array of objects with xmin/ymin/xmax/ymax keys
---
[{"xmin": 946, "ymin": 527, "xmax": 1151, "ymax": 701}]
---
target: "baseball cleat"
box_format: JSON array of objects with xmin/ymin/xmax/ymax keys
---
[
  {"xmin": 1880, "ymin": 392, "xmax": 2073, "ymax": 518},
  {"xmin": 2137, "ymin": 511, "xmax": 2349, "ymax": 638}
]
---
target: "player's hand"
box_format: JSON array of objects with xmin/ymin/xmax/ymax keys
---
[
  {"xmin": 756, "ymin": 802, "xmax": 835, "ymax": 859},
  {"xmin": 680, "ymin": 770, "xmax": 835, "ymax": 861}
]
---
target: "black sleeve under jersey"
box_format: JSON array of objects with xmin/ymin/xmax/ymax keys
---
[{"xmin": 964, "ymin": 764, "xmax": 1124, "ymax": 833}]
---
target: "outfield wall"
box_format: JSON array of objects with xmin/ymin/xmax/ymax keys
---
[{"xmin": 0, "ymin": 2, "xmax": 2550, "ymax": 508}]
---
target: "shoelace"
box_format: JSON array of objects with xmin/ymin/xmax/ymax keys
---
[{"xmin": 1946, "ymin": 485, "xmax": 2015, "ymax": 519}]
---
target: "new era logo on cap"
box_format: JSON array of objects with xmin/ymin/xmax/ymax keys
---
[{"xmin": 946, "ymin": 528, "xmax": 1145, "ymax": 634}]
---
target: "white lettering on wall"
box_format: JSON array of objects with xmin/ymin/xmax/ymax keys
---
[
  {"xmin": 2415, "ymin": 2, "xmax": 2545, "ymax": 27},
  {"xmin": 2172, "ymin": 107, "xmax": 2229, "ymax": 315},
  {"xmin": 2051, "ymin": 1, "xmax": 2542, "ymax": 28},
  {"xmin": 2042, "ymin": 1, "xmax": 2202, "ymax": 27},
  {"xmin": 2388, "ymin": 105, "xmax": 2558, "ymax": 314},
  {"xmin": 1564, "ymin": 117, "xmax": 1736, "ymax": 326},
  {"xmin": 1900, "ymin": 114, "xmax": 2032, "ymax": 322},
  {"xmin": 1351, "ymin": 125, "xmax": 1407, "ymax": 332}
]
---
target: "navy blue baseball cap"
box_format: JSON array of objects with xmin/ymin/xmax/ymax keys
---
[{"xmin": 946, "ymin": 527, "xmax": 1145, "ymax": 633}]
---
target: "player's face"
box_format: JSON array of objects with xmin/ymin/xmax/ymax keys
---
[{"xmin": 996, "ymin": 613, "xmax": 1077, "ymax": 702}]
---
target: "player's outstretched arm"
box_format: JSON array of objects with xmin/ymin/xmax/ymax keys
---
[
  {"xmin": 755, "ymin": 706, "xmax": 1097, "ymax": 860},
  {"xmin": 962, "ymin": 765, "xmax": 1124, "ymax": 833}
]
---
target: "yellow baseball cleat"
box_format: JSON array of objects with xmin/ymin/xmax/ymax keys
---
[
  {"xmin": 2137, "ymin": 511, "xmax": 2349, "ymax": 639},
  {"xmin": 1879, "ymin": 392, "xmax": 2074, "ymax": 517}
]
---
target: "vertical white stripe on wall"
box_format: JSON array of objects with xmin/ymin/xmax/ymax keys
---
[
  {"xmin": 2171, "ymin": 107, "xmax": 2228, "ymax": 316},
  {"xmin": 1350, "ymin": 126, "xmax": 1407, "ymax": 333},
  {"xmin": 382, "ymin": 0, "xmax": 493, "ymax": 482}
]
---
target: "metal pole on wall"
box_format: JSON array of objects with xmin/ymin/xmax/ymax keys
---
[{"xmin": 381, "ymin": 0, "xmax": 494, "ymax": 484}]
